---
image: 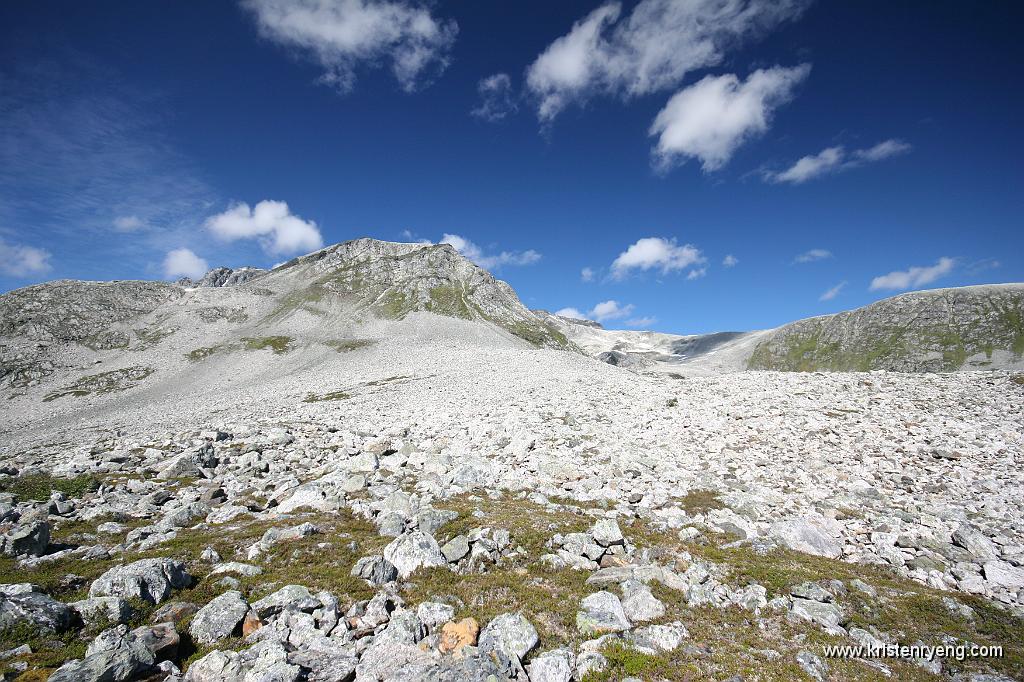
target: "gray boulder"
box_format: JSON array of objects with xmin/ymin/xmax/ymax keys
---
[
  {"xmin": 576, "ymin": 591, "xmax": 631, "ymax": 635},
  {"xmin": 591, "ymin": 519, "xmax": 624, "ymax": 547},
  {"xmin": 478, "ymin": 612, "xmax": 539, "ymax": 663},
  {"xmin": 0, "ymin": 520, "xmax": 50, "ymax": 557},
  {"xmin": 528, "ymin": 649, "xmax": 574, "ymax": 682},
  {"xmin": 89, "ymin": 558, "xmax": 192, "ymax": 604},
  {"xmin": 0, "ymin": 590, "xmax": 73, "ymax": 632},
  {"xmin": 620, "ymin": 581, "xmax": 665, "ymax": 622},
  {"xmin": 189, "ymin": 591, "xmax": 249, "ymax": 644},
  {"xmin": 351, "ymin": 556, "xmax": 399, "ymax": 585},
  {"xmin": 383, "ymin": 531, "xmax": 447, "ymax": 578},
  {"xmin": 251, "ymin": 584, "xmax": 320, "ymax": 619},
  {"xmin": 770, "ymin": 518, "xmax": 842, "ymax": 559},
  {"xmin": 71, "ymin": 597, "xmax": 137, "ymax": 627},
  {"xmin": 49, "ymin": 624, "xmax": 156, "ymax": 682}
]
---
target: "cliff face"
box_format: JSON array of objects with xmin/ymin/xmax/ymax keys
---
[{"xmin": 747, "ymin": 284, "xmax": 1024, "ymax": 372}]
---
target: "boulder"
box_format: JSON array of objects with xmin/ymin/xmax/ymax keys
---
[
  {"xmin": 49, "ymin": 624, "xmax": 156, "ymax": 682},
  {"xmin": 478, "ymin": 612, "xmax": 539, "ymax": 662},
  {"xmin": 0, "ymin": 520, "xmax": 50, "ymax": 557},
  {"xmin": 89, "ymin": 558, "xmax": 192, "ymax": 604},
  {"xmin": 770, "ymin": 518, "xmax": 842, "ymax": 559},
  {"xmin": 0, "ymin": 591, "xmax": 73, "ymax": 632},
  {"xmin": 189, "ymin": 591, "xmax": 249, "ymax": 644},
  {"xmin": 576, "ymin": 591, "xmax": 631, "ymax": 635},
  {"xmin": 351, "ymin": 556, "xmax": 399, "ymax": 586},
  {"xmin": 383, "ymin": 531, "xmax": 447, "ymax": 578}
]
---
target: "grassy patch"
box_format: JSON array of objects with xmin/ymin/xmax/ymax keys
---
[
  {"xmin": 1010, "ymin": 374, "xmax": 1024, "ymax": 386},
  {"xmin": 676, "ymin": 489, "xmax": 725, "ymax": 515},
  {"xmin": 302, "ymin": 390, "xmax": 351, "ymax": 403},
  {"xmin": 0, "ymin": 474, "xmax": 101, "ymax": 502},
  {"xmin": 185, "ymin": 346, "xmax": 227, "ymax": 362},
  {"xmin": 242, "ymin": 336, "xmax": 293, "ymax": 354}
]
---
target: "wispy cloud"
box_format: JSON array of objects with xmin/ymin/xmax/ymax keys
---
[
  {"xmin": 625, "ymin": 316, "xmax": 657, "ymax": 328},
  {"xmin": 471, "ymin": 73, "xmax": 518, "ymax": 122},
  {"xmin": 819, "ymin": 281, "xmax": 846, "ymax": 301},
  {"xmin": 242, "ymin": 0, "xmax": 457, "ymax": 93},
  {"xmin": 650, "ymin": 65, "xmax": 810, "ymax": 172},
  {"xmin": 722, "ymin": 254, "xmax": 738, "ymax": 267},
  {"xmin": 581, "ymin": 266, "xmax": 596, "ymax": 282},
  {"xmin": 0, "ymin": 51, "xmax": 218, "ymax": 278},
  {"xmin": 555, "ymin": 307, "xmax": 586, "ymax": 320},
  {"xmin": 765, "ymin": 139, "xmax": 911, "ymax": 184},
  {"xmin": 611, "ymin": 237, "xmax": 705, "ymax": 280},
  {"xmin": 525, "ymin": 0, "xmax": 809, "ymax": 122},
  {"xmin": 870, "ymin": 257, "xmax": 955, "ymax": 291},
  {"xmin": 794, "ymin": 248, "xmax": 832, "ymax": 263},
  {"xmin": 440, "ymin": 233, "xmax": 541, "ymax": 270}
]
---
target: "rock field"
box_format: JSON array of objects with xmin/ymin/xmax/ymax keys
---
[{"xmin": 1, "ymin": 324, "xmax": 1023, "ymax": 680}]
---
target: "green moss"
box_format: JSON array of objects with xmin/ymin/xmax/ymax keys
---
[
  {"xmin": 0, "ymin": 474, "xmax": 100, "ymax": 501},
  {"xmin": 241, "ymin": 336, "xmax": 293, "ymax": 354},
  {"xmin": 675, "ymin": 489, "xmax": 725, "ymax": 515}
]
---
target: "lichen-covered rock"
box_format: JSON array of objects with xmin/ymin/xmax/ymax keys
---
[
  {"xmin": 189, "ymin": 591, "xmax": 249, "ymax": 644},
  {"xmin": 89, "ymin": 558, "xmax": 192, "ymax": 604},
  {"xmin": 383, "ymin": 531, "xmax": 447, "ymax": 578}
]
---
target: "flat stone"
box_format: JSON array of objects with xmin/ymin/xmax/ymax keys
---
[{"xmin": 576, "ymin": 591, "xmax": 631, "ymax": 635}]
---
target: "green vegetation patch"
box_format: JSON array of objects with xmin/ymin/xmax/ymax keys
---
[
  {"xmin": 185, "ymin": 345, "xmax": 227, "ymax": 362},
  {"xmin": 426, "ymin": 285, "xmax": 473, "ymax": 319},
  {"xmin": 241, "ymin": 336, "xmax": 293, "ymax": 354},
  {"xmin": 0, "ymin": 474, "xmax": 101, "ymax": 502},
  {"xmin": 42, "ymin": 366, "xmax": 155, "ymax": 402},
  {"xmin": 324, "ymin": 338, "xmax": 375, "ymax": 353},
  {"xmin": 302, "ymin": 390, "xmax": 351, "ymax": 403},
  {"xmin": 675, "ymin": 488, "xmax": 725, "ymax": 515}
]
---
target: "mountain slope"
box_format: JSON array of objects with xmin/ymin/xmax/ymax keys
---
[
  {"xmin": 0, "ymin": 239, "xmax": 570, "ymax": 407},
  {"xmin": 747, "ymin": 283, "xmax": 1024, "ymax": 372}
]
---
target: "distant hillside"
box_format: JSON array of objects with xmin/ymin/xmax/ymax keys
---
[{"xmin": 747, "ymin": 284, "xmax": 1024, "ymax": 372}]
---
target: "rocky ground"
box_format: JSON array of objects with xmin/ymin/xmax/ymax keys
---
[{"xmin": 1, "ymin": 322, "xmax": 1023, "ymax": 680}]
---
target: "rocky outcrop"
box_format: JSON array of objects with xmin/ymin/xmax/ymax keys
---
[
  {"xmin": 177, "ymin": 267, "xmax": 268, "ymax": 288},
  {"xmin": 748, "ymin": 284, "xmax": 1024, "ymax": 372}
]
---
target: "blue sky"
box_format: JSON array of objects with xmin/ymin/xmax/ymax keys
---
[{"xmin": 1, "ymin": 1, "xmax": 1021, "ymax": 333}]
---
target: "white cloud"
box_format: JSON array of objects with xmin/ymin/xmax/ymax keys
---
[
  {"xmin": 589, "ymin": 300, "xmax": 634, "ymax": 322},
  {"xmin": 854, "ymin": 139, "xmax": 912, "ymax": 163},
  {"xmin": 471, "ymin": 73, "xmax": 518, "ymax": 122},
  {"xmin": 112, "ymin": 215, "xmax": 145, "ymax": 232},
  {"xmin": 819, "ymin": 281, "xmax": 846, "ymax": 301},
  {"xmin": 610, "ymin": 237, "xmax": 705, "ymax": 279},
  {"xmin": 650, "ymin": 65, "xmax": 810, "ymax": 172},
  {"xmin": 0, "ymin": 238, "xmax": 52, "ymax": 277},
  {"xmin": 525, "ymin": 0, "xmax": 809, "ymax": 122},
  {"xmin": 206, "ymin": 200, "xmax": 323, "ymax": 256},
  {"xmin": 686, "ymin": 267, "xmax": 707, "ymax": 280},
  {"xmin": 555, "ymin": 307, "xmax": 587, "ymax": 320},
  {"xmin": 242, "ymin": 0, "xmax": 458, "ymax": 93},
  {"xmin": 766, "ymin": 139, "xmax": 911, "ymax": 184},
  {"xmin": 581, "ymin": 266, "xmax": 596, "ymax": 282},
  {"xmin": 794, "ymin": 248, "xmax": 832, "ymax": 263},
  {"xmin": 722, "ymin": 254, "xmax": 738, "ymax": 267},
  {"xmin": 440, "ymin": 233, "xmax": 540, "ymax": 270},
  {"xmin": 870, "ymin": 257, "xmax": 955, "ymax": 291},
  {"xmin": 163, "ymin": 247, "xmax": 208, "ymax": 280},
  {"xmin": 625, "ymin": 316, "xmax": 657, "ymax": 328}
]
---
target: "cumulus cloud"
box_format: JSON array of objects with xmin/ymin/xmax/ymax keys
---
[
  {"xmin": 589, "ymin": 300, "xmax": 635, "ymax": 322},
  {"xmin": 722, "ymin": 254, "xmax": 738, "ymax": 267},
  {"xmin": 581, "ymin": 267, "xmax": 596, "ymax": 282},
  {"xmin": 440, "ymin": 233, "xmax": 541, "ymax": 270},
  {"xmin": 794, "ymin": 248, "xmax": 832, "ymax": 263},
  {"xmin": 163, "ymin": 247, "xmax": 208, "ymax": 280},
  {"xmin": 686, "ymin": 267, "xmax": 707, "ymax": 280},
  {"xmin": 206, "ymin": 200, "xmax": 323, "ymax": 256},
  {"xmin": 869, "ymin": 257, "xmax": 955, "ymax": 291},
  {"xmin": 242, "ymin": 0, "xmax": 458, "ymax": 93},
  {"xmin": 819, "ymin": 281, "xmax": 846, "ymax": 301},
  {"xmin": 471, "ymin": 73, "xmax": 518, "ymax": 122},
  {"xmin": 650, "ymin": 65, "xmax": 810, "ymax": 172},
  {"xmin": 525, "ymin": 0, "xmax": 809, "ymax": 122},
  {"xmin": 555, "ymin": 307, "xmax": 587, "ymax": 320},
  {"xmin": 610, "ymin": 237, "xmax": 705, "ymax": 279},
  {"xmin": 766, "ymin": 139, "xmax": 911, "ymax": 184},
  {"xmin": 0, "ymin": 238, "xmax": 52, "ymax": 277}
]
